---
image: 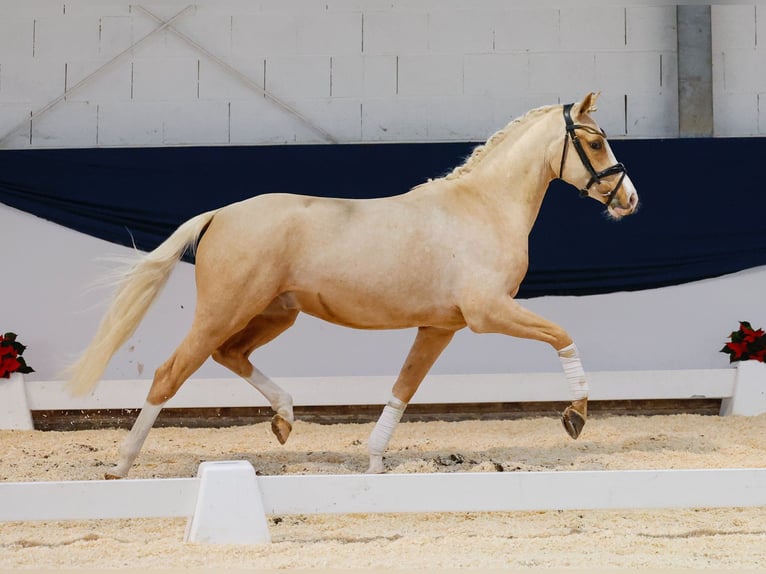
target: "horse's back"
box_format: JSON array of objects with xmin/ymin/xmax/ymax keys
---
[{"xmin": 192, "ymin": 190, "xmax": 471, "ymax": 329}]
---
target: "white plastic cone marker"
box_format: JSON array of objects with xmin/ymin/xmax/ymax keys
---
[{"xmin": 184, "ymin": 461, "xmax": 271, "ymax": 544}]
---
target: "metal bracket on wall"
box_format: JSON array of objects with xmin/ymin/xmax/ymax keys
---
[
  {"xmin": 0, "ymin": 5, "xmax": 195, "ymax": 148},
  {"xmin": 134, "ymin": 5, "xmax": 338, "ymax": 144}
]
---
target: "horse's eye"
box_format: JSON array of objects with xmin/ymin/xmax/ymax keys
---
[{"xmin": 589, "ymin": 141, "xmax": 603, "ymax": 151}]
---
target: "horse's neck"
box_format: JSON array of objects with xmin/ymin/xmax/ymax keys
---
[{"xmin": 465, "ymin": 119, "xmax": 557, "ymax": 233}]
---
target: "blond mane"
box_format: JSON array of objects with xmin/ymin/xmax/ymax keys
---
[{"xmin": 444, "ymin": 104, "xmax": 557, "ymax": 181}]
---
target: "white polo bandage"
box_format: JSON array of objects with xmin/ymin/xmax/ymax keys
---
[
  {"xmin": 558, "ymin": 343, "xmax": 589, "ymax": 400},
  {"xmin": 368, "ymin": 395, "xmax": 407, "ymax": 457},
  {"xmin": 246, "ymin": 368, "xmax": 293, "ymax": 422}
]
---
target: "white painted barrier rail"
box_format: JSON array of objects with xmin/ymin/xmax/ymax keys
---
[
  {"xmin": 2, "ymin": 363, "xmax": 765, "ymax": 430},
  {"xmin": 1, "ymin": 461, "xmax": 766, "ymax": 544}
]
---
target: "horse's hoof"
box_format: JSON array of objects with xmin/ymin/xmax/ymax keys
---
[
  {"xmin": 104, "ymin": 473, "xmax": 123, "ymax": 480},
  {"xmin": 561, "ymin": 405, "xmax": 586, "ymax": 440},
  {"xmin": 365, "ymin": 456, "xmax": 386, "ymax": 474},
  {"xmin": 271, "ymin": 414, "xmax": 292, "ymax": 445}
]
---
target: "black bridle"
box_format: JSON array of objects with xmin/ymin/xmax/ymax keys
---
[{"xmin": 559, "ymin": 103, "xmax": 627, "ymax": 205}]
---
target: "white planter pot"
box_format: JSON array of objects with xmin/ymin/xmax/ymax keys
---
[{"xmin": 0, "ymin": 372, "xmax": 34, "ymax": 430}]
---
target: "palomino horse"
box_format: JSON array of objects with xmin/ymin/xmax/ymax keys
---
[{"xmin": 67, "ymin": 92, "xmax": 638, "ymax": 478}]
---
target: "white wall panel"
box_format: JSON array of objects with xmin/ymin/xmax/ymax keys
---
[
  {"xmin": 231, "ymin": 13, "xmax": 298, "ymax": 57},
  {"xmin": 170, "ymin": 11, "xmax": 233, "ymax": 60},
  {"xmin": 31, "ymin": 101, "xmax": 97, "ymax": 146},
  {"xmin": 330, "ymin": 54, "xmax": 399, "ymax": 102},
  {"xmin": 626, "ymin": 92, "xmax": 678, "ymax": 137},
  {"xmin": 362, "ymin": 11, "xmax": 429, "ymax": 55},
  {"xmin": 712, "ymin": 5, "xmax": 763, "ymax": 136},
  {"xmin": 427, "ymin": 10, "xmax": 494, "ymax": 54},
  {"xmin": 295, "ymin": 12, "xmax": 362, "ymax": 55},
  {"xmin": 1, "ymin": 0, "xmax": 61, "ymax": 18},
  {"xmin": 361, "ymin": 98, "xmax": 429, "ymax": 141},
  {"xmin": 198, "ymin": 58, "xmax": 264, "ymax": 101},
  {"xmin": 296, "ymin": 98, "xmax": 362, "ymax": 142},
  {"xmin": 361, "ymin": 55, "xmax": 398, "ymax": 97},
  {"xmin": 494, "ymin": 9, "xmax": 560, "ymax": 52},
  {"xmin": 131, "ymin": 58, "xmax": 199, "ymax": 101},
  {"xmin": 626, "ymin": 6, "xmax": 677, "ymax": 51},
  {"xmin": 719, "ymin": 49, "xmax": 766, "ymax": 93},
  {"xmin": 421, "ymin": 97, "xmax": 495, "ymax": 142},
  {"xmin": 397, "ymin": 55, "xmax": 463, "ymax": 97},
  {"xmin": 711, "ymin": 5, "xmax": 756, "ymax": 52},
  {"xmin": 0, "ymin": 58, "xmax": 64, "ymax": 105},
  {"xmin": 464, "ymin": 54, "xmax": 529, "ymax": 97},
  {"xmin": 0, "ymin": 17, "xmax": 33, "ymax": 58},
  {"xmin": 61, "ymin": 1, "xmax": 131, "ymax": 17},
  {"xmin": 33, "ymin": 16, "xmax": 100, "ymax": 60},
  {"xmin": 529, "ymin": 52, "xmax": 597, "ymax": 94},
  {"xmin": 330, "ymin": 55, "xmax": 398, "ymax": 99},
  {"xmin": 329, "ymin": 55, "xmax": 363, "ymax": 98},
  {"xmin": 0, "ymin": 104, "xmax": 32, "ymax": 147},
  {"xmin": 97, "ymin": 101, "xmax": 163, "ymax": 145},
  {"xmin": 758, "ymin": 5, "xmax": 766, "ymax": 50},
  {"xmin": 230, "ymin": 98, "xmax": 338, "ymax": 144},
  {"xmin": 595, "ymin": 52, "xmax": 662, "ymax": 93},
  {"xmin": 559, "ymin": 7, "xmax": 626, "ymax": 51},
  {"xmin": 65, "ymin": 60, "xmax": 132, "ymax": 103},
  {"xmin": 713, "ymin": 92, "xmax": 758, "ymax": 137},
  {"xmin": 265, "ymin": 55, "xmax": 331, "ymax": 99},
  {"xmin": 161, "ymin": 101, "xmax": 230, "ymax": 145},
  {"xmin": 98, "ymin": 15, "xmax": 132, "ymax": 58}
]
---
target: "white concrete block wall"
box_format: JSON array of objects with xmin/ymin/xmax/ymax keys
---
[
  {"xmin": 97, "ymin": 102, "xmax": 163, "ymax": 146},
  {"xmin": 0, "ymin": 1, "xmax": 698, "ymax": 148},
  {"xmin": 32, "ymin": 101, "xmax": 97, "ymax": 147},
  {"xmin": 162, "ymin": 101, "xmax": 230, "ymax": 145},
  {"xmin": 66, "ymin": 60, "xmax": 132, "ymax": 103},
  {"xmin": 34, "ymin": 16, "xmax": 100, "ymax": 60},
  {"xmin": 0, "ymin": 2, "xmax": 761, "ymax": 144},
  {"xmin": 494, "ymin": 9, "xmax": 560, "ymax": 52},
  {"xmin": 266, "ymin": 56, "xmax": 331, "ymax": 98},
  {"xmin": 712, "ymin": 5, "xmax": 764, "ymax": 136}
]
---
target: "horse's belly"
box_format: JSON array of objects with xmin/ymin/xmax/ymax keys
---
[{"xmin": 284, "ymin": 291, "xmax": 466, "ymax": 330}]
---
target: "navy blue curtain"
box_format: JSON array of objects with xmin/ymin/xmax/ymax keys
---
[{"xmin": 1, "ymin": 139, "xmax": 765, "ymax": 298}]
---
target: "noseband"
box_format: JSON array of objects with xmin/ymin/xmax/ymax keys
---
[{"xmin": 559, "ymin": 103, "xmax": 627, "ymax": 205}]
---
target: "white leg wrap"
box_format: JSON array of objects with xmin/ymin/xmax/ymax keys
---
[
  {"xmin": 111, "ymin": 401, "xmax": 164, "ymax": 478},
  {"xmin": 246, "ymin": 367, "xmax": 293, "ymax": 423},
  {"xmin": 558, "ymin": 343, "xmax": 589, "ymax": 401},
  {"xmin": 368, "ymin": 395, "xmax": 407, "ymax": 459}
]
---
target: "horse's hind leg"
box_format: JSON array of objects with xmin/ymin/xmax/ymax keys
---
[
  {"xmin": 106, "ymin": 326, "xmax": 225, "ymax": 479},
  {"xmin": 212, "ymin": 298, "xmax": 299, "ymax": 445},
  {"xmin": 367, "ymin": 326, "xmax": 455, "ymax": 474}
]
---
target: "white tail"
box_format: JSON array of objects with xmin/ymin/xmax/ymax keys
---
[{"xmin": 66, "ymin": 209, "xmax": 219, "ymax": 396}]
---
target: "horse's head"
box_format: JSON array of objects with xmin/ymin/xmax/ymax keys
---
[{"xmin": 556, "ymin": 92, "xmax": 639, "ymax": 220}]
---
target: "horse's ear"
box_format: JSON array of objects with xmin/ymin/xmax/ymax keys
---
[{"xmin": 577, "ymin": 92, "xmax": 601, "ymax": 117}]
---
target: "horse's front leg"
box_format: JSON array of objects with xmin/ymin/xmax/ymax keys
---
[
  {"xmin": 463, "ymin": 295, "xmax": 588, "ymax": 439},
  {"xmin": 367, "ymin": 326, "xmax": 455, "ymax": 473}
]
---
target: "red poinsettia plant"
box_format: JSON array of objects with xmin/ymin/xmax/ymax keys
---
[
  {"xmin": 0, "ymin": 332, "xmax": 35, "ymax": 379},
  {"xmin": 720, "ymin": 321, "xmax": 766, "ymax": 363}
]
